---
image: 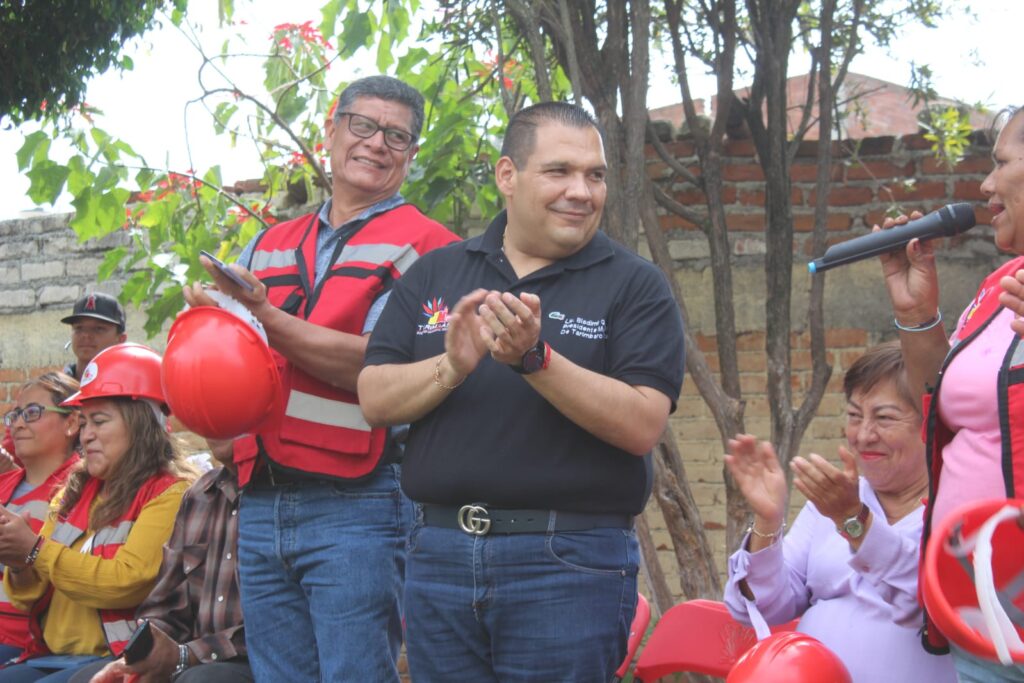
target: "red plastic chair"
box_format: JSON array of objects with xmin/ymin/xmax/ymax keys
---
[
  {"xmin": 612, "ymin": 593, "xmax": 651, "ymax": 682},
  {"xmin": 632, "ymin": 599, "xmax": 798, "ymax": 682}
]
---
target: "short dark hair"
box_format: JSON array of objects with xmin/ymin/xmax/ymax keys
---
[
  {"xmin": 500, "ymin": 101, "xmax": 602, "ymax": 168},
  {"xmin": 842, "ymin": 341, "xmax": 917, "ymax": 414},
  {"xmin": 333, "ymin": 75, "xmax": 425, "ymax": 140}
]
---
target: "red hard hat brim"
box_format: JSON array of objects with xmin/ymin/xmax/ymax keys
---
[
  {"xmin": 923, "ymin": 498, "xmax": 1024, "ymax": 662},
  {"xmin": 61, "ymin": 343, "xmax": 167, "ymax": 409}
]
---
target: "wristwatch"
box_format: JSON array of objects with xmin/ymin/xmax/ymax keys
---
[
  {"xmin": 175, "ymin": 644, "xmax": 190, "ymax": 676},
  {"xmin": 512, "ymin": 340, "xmax": 551, "ymax": 375},
  {"xmin": 837, "ymin": 504, "xmax": 870, "ymax": 541}
]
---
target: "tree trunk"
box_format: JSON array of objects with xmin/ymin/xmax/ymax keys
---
[
  {"xmin": 635, "ymin": 511, "xmax": 674, "ymax": 617},
  {"xmin": 653, "ymin": 428, "xmax": 722, "ymax": 599}
]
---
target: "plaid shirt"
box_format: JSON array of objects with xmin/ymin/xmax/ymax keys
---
[{"xmin": 137, "ymin": 466, "xmax": 244, "ymax": 663}]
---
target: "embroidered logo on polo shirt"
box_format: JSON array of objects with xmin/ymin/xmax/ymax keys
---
[
  {"xmin": 417, "ymin": 297, "xmax": 450, "ymax": 335},
  {"xmin": 558, "ymin": 316, "xmax": 607, "ymax": 340}
]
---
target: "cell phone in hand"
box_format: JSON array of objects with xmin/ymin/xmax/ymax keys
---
[
  {"xmin": 199, "ymin": 250, "xmax": 255, "ymax": 293},
  {"xmin": 122, "ymin": 619, "xmax": 154, "ymax": 665}
]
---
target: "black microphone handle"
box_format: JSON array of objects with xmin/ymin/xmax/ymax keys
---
[{"xmin": 808, "ymin": 203, "xmax": 975, "ymax": 273}]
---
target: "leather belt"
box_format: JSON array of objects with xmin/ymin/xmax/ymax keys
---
[
  {"xmin": 421, "ymin": 503, "xmax": 634, "ymax": 536},
  {"xmin": 249, "ymin": 459, "xmax": 316, "ymax": 487}
]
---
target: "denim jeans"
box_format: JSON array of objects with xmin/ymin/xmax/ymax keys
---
[
  {"xmin": 0, "ymin": 656, "xmax": 110, "ymax": 683},
  {"xmin": 404, "ymin": 512, "xmax": 639, "ymax": 683},
  {"xmin": 67, "ymin": 659, "xmax": 253, "ymax": 683},
  {"xmin": 237, "ymin": 463, "xmax": 412, "ymax": 682},
  {"xmin": 952, "ymin": 644, "xmax": 1024, "ymax": 682}
]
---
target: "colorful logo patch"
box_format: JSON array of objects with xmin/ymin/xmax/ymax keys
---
[
  {"xmin": 964, "ymin": 287, "xmax": 988, "ymax": 324},
  {"xmin": 417, "ymin": 297, "xmax": 450, "ymax": 335},
  {"xmin": 80, "ymin": 362, "xmax": 98, "ymax": 386}
]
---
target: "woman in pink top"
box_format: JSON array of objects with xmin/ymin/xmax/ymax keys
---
[{"xmin": 879, "ymin": 105, "xmax": 1024, "ymax": 682}]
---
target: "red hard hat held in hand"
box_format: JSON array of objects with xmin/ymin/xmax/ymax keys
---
[
  {"xmin": 923, "ymin": 498, "xmax": 1024, "ymax": 664},
  {"xmin": 726, "ymin": 632, "xmax": 852, "ymax": 683},
  {"xmin": 161, "ymin": 306, "xmax": 282, "ymax": 440},
  {"xmin": 62, "ymin": 343, "xmax": 168, "ymax": 409}
]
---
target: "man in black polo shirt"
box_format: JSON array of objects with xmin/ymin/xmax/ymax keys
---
[{"xmin": 360, "ymin": 101, "xmax": 685, "ymax": 682}]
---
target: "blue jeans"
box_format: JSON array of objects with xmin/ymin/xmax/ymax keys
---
[
  {"xmin": 0, "ymin": 646, "xmax": 21, "ymax": 666},
  {"xmin": 404, "ymin": 512, "xmax": 639, "ymax": 683},
  {"xmin": 952, "ymin": 645, "xmax": 1024, "ymax": 682},
  {"xmin": 237, "ymin": 463, "xmax": 412, "ymax": 682},
  {"xmin": 0, "ymin": 656, "xmax": 110, "ymax": 683}
]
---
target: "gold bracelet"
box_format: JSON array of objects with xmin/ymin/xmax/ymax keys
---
[
  {"xmin": 747, "ymin": 520, "xmax": 785, "ymax": 541},
  {"xmin": 433, "ymin": 356, "xmax": 465, "ymax": 391}
]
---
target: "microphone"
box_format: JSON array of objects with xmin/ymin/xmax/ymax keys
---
[{"xmin": 808, "ymin": 202, "xmax": 976, "ymax": 273}]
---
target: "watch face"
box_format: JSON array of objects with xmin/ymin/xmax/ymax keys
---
[
  {"xmin": 843, "ymin": 518, "xmax": 865, "ymax": 538},
  {"xmin": 521, "ymin": 346, "xmax": 546, "ymax": 373}
]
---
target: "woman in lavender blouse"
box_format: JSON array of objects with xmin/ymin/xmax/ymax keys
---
[{"xmin": 723, "ymin": 342, "xmax": 955, "ymax": 683}]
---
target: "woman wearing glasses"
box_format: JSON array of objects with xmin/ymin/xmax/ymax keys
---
[
  {"xmin": 0, "ymin": 344, "xmax": 195, "ymax": 683},
  {"xmin": 0, "ymin": 373, "xmax": 82, "ymax": 664}
]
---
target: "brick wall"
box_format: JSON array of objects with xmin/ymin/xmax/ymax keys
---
[
  {"xmin": 0, "ymin": 129, "xmax": 1008, "ymax": 602},
  {"xmin": 640, "ymin": 129, "xmax": 1004, "ymax": 596}
]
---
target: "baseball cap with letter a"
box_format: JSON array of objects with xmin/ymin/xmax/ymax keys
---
[{"xmin": 61, "ymin": 292, "xmax": 126, "ymax": 331}]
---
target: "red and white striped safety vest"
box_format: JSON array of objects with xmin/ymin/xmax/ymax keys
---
[{"xmin": 234, "ymin": 204, "xmax": 458, "ymax": 484}]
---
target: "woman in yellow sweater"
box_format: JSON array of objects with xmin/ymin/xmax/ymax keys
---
[{"xmin": 0, "ymin": 344, "xmax": 195, "ymax": 683}]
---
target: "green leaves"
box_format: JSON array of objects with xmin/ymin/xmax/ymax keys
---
[
  {"xmin": 25, "ymin": 161, "xmax": 70, "ymax": 205},
  {"xmin": 1, "ymin": 0, "xmax": 177, "ymax": 124},
  {"xmin": 98, "ymin": 246, "xmax": 128, "ymax": 280},
  {"xmin": 16, "ymin": 131, "xmax": 51, "ymax": 171},
  {"xmin": 921, "ymin": 106, "xmax": 975, "ymax": 171},
  {"xmin": 9, "ymin": 0, "xmax": 527, "ymax": 337},
  {"xmin": 339, "ymin": 9, "xmax": 374, "ymax": 56},
  {"xmin": 69, "ymin": 187, "xmax": 130, "ymax": 239}
]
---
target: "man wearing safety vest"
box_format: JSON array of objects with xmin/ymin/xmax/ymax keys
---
[
  {"xmin": 184, "ymin": 75, "xmax": 458, "ymax": 681},
  {"xmin": 359, "ymin": 102, "xmax": 685, "ymax": 681}
]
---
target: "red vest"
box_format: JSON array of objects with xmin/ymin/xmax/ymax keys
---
[
  {"xmin": 0, "ymin": 457, "xmax": 78, "ymax": 651},
  {"xmin": 22, "ymin": 472, "xmax": 180, "ymax": 659},
  {"xmin": 918, "ymin": 255, "xmax": 1024, "ymax": 654},
  {"xmin": 233, "ymin": 204, "xmax": 458, "ymax": 485}
]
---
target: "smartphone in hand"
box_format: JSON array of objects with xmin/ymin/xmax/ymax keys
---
[
  {"xmin": 199, "ymin": 250, "xmax": 256, "ymax": 293},
  {"xmin": 122, "ymin": 619, "xmax": 154, "ymax": 665}
]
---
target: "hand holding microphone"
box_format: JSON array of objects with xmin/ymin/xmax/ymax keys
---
[{"xmin": 808, "ymin": 203, "xmax": 976, "ymax": 273}]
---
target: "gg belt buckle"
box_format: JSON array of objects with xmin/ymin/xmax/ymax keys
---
[{"xmin": 457, "ymin": 504, "xmax": 491, "ymax": 535}]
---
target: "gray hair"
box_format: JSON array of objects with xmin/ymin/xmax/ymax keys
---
[
  {"xmin": 991, "ymin": 106, "xmax": 1024, "ymax": 144},
  {"xmin": 333, "ymin": 75, "xmax": 425, "ymax": 140},
  {"xmin": 500, "ymin": 101, "xmax": 602, "ymax": 168}
]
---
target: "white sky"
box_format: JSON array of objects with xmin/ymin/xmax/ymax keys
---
[{"xmin": 0, "ymin": 0, "xmax": 1019, "ymax": 220}]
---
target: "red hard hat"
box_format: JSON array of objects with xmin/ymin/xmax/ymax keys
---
[
  {"xmin": 161, "ymin": 306, "xmax": 282, "ymax": 440},
  {"xmin": 726, "ymin": 632, "xmax": 851, "ymax": 683},
  {"xmin": 923, "ymin": 498, "xmax": 1024, "ymax": 664},
  {"xmin": 63, "ymin": 343, "xmax": 167, "ymax": 408}
]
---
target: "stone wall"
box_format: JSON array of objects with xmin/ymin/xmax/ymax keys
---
[
  {"xmin": 0, "ymin": 129, "xmax": 1006, "ymax": 601},
  {"xmin": 0, "ymin": 214, "xmax": 141, "ymax": 400}
]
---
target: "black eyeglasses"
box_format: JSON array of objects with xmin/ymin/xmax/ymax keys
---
[
  {"xmin": 3, "ymin": 403, "xmax": 72, "ymax": 427},
  {"xmin": 336, "ymin": 112, "xmax": 416, "ymax": 151}
]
